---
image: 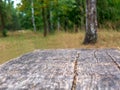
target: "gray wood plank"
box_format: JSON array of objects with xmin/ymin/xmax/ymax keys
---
[
  {"xmin": 76, "ymin": 49, "xmax": 120, "ymax": 90},
  {"xmin": 0, "ymin": 49, "xmax": 77, "ymax": 90}
]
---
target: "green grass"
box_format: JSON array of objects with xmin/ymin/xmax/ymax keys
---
[{"xmin": 0, "ymin": 29, "xmax": 120, "ymax": 64}]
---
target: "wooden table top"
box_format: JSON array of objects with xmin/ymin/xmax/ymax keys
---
[{"xmin": 0, "ymin": 49, "xmax": 120, "ymax": 90}]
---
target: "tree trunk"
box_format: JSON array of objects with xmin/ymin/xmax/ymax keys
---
[
  {"xmin": 57, "ymin": 16, "xmax": 60, "ymax": 31},
  {"xmin": 0, "ymin": 13, "xmax": 5, "ymax": 31},
  {"xmin": 31, "ymin": 0, "xmax": 36, "ymax": 32},
  {"xmin": 0, "ymin": 0, "xmax": 5, "ymax": 31},
  {"xmin": 75, "ymin": 24, "xmax": 79, "ymax": 33},
  {"xmin": 64, "ymin": 17, "xmax": 67, "ymax": 32},
  {"xmin": 42, "ymin": 7, "xmax": 47, "ymax": 37},
  {"xmin": 82, "ymin": 0, "xmax": 86, "ymax": 29},
  {"xmin": 83, "ymin": 0, "xmax": 97, "ymax": 44},
  {"xmin": 50, "ymin": 10, "xmax": 53, "ymax": 31},
  {"xmin": 57, "ymin": 0, "xmax": 61, "ymax": 31},
  {"xmin": 47, "ymin": 8, "xmax": 51, "ymax": 33}
]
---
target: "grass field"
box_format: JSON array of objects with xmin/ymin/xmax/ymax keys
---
[{"xmin": 0, "ymin": 29, "xmax": 120, "ymax": 64}]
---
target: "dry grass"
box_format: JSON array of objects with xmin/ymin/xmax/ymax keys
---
[{"xmin": 0, "ymin": 29, "xmax": 120, "ymax": 64}]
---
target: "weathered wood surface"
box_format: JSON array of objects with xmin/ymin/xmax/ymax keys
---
[
  {"xmin": 76, "ymin": 49, "xmax": 120, "ymax": 90},
  {"xmin": 0, "ymin": 49, "xmax": 120, "ymax": 90}
]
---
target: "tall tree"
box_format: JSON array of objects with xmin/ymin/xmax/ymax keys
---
[
  {"xmin": 31, "ymin": 0, "xmax": 36, "ymax": 32},
  {"xmin": 83, "ymin": 0, "xmax": 97, "ymax": 44},
  {"xmin": 46, "ymin": 7, "xmax": 51, "ymax": 33},
  {"xmin": 0, "ymin": 0, "xmax": 5, "ymax": 31},
  {"xmin": 41, "ymin": 0, "xmax": 48, "ymax": 37}
]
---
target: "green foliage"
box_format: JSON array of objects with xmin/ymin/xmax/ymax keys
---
[
  {"xmin": 1, "ymin": 0, "xmax": 120, "ymax": 33},
  {"xmin": 0, "ymin": 0, "xmax": 21, "ymax": 31},
  {"xmin": 2, "ymin": 29, "xmax": 8, "ymax": 37},
  {"xmin": 97, "ymin": 0, "xmax": 120, "ymax": 29},
  {"xmin": 18, "ymin": 0, "xmax": 86, "ymax": 32}
]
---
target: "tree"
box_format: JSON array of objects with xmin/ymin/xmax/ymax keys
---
[
  {"xmin": 41, "ymin": 0, "xmax": 47, "ymax": 37},
  {"xmin": 18, "ymin": 0, "xmax": 86, "ymax": 33},
  {"xmin": 0, "ymin": 0, "xmax": 21, "ymax": 31},
  {"xmin": 15, "ymin": 0, "xmax": 120, "ymax": 32},
  {"xmin": 0, "ymin": 0, "xmax": 5, "ymax": 31},
  {"xmin": 69, "ymin": 0, "xmax": 85, "ymax": 32},
  {"xmin": 31, "ymin": 0, "xmax": 36, "ymax": 32},
  {"xmin": 83, "ymin": 0, "xmax": 97, "ymax": 44}
]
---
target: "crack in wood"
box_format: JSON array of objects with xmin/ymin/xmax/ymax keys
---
[
  {"xmin": 94, "ymin": 50, "xmax": 99, "ymax": 63},
  {"xmin": 71, "ymin": 52, "xmax": 80, "ymax": 90},
  {"xmin": 106, "ymin": 51, "xmax": 120, "ymax": 70}
]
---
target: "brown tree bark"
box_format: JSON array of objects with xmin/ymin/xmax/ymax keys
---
[
  {"xmin": 0, "ymin": 13, "xmax": 5, "ymax": 31},
  {"xmin": 83, "ymin": 0, "xmax": 97, "ymax": 44},
  {"xmin": 42, "ymin": 7, "xmax": 47, "ymax": 37},
  {"xmin": 47, "ymin": 8, "xmax": 51, "ymax": 33},
  {"xmin": 74, "ymin": 24, "xmax": 79, "ymax": 33},
  {"xmin": 0, "ymin": 0, "xmax": 5, "ymax": 31}
]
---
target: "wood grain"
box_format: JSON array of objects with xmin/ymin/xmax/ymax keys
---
[
  {"xmin": 0, "ymin": 49, "xmax": 120, "ymax": 90},
  {"xmin": 76, "ymin": 49, "xmax": 120, "ymax": 90}
]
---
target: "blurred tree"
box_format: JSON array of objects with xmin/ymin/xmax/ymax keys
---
[
  {"xmin": 83, "ymin": 0, "xmax": 97, "ymax": 44},
  {"xmin": 0, "ymin": 0, "xmax": 5, "ymax": 31},
  {"xmin": 0, "ymin": 0, "xmax": 21, "ymax": 31},
  {"xmin": 17, "ymin": 0, "xmax": 120, "ymax": 34},
  {"xmin": 31, "ymin": 0, "xmax": 36, "ymax": 32}
]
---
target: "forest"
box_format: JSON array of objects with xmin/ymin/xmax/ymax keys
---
[
  {"xmin": 0, "ymin": 0, "xmax": 120, "ymax": 63},
  {"xmin": 0, "ymin": 0, "xmax": 120, "ymax": 33}
]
